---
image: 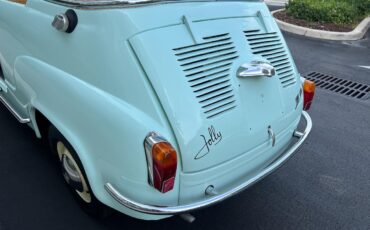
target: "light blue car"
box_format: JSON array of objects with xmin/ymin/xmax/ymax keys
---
[{"xmin": 0, "ymin": 0, "xmax": 315, "ymax": 221}]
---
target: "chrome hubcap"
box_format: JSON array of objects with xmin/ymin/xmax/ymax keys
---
[{"xmin": 57, "ymin": 141, "xmax": 92, "ymax": 203}]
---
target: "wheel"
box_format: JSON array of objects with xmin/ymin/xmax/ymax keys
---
[{"xmin": 48, "ymin": 125, "xmax": 112, "ymax": 218}]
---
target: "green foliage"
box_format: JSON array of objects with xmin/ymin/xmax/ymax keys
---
[{"xmin": 286, "ymin": 0, "xmax": 370, "ymax": 24}]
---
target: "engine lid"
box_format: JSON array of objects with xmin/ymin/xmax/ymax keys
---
[{"xmin": 130, "ymin": 7, "xmax": 300, "ymax": 173}]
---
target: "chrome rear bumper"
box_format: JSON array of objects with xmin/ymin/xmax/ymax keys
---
[{"xmin": 105, "ymin": 111, "xmax": 312, "ymax": 215}]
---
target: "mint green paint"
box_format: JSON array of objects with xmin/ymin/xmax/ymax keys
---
[{"xmin": 0, "ymin": 0, "xmax": 303, "ymax": 220}]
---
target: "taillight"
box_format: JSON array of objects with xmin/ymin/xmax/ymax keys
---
[
  {"xmin": 144, "ymin": 132, "xmax": 177, "ymax": 193},
  {"xmin": 303, "ymin": 79, "xmax": 315, "ymax": 110}
]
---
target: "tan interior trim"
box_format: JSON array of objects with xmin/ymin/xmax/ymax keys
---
[{"xmin": 10, "ymin": 0, "xmax": 27, "ymax": 4}]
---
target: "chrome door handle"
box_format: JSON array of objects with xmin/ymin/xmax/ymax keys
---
[{"xmin": 237, "ymin": 61, "xmax": 275, "ymax": 78}]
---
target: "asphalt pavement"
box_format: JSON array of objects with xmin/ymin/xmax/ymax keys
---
[{"xmin": 0, "ymin": 18, "xmax": 370, "ymax": 230}]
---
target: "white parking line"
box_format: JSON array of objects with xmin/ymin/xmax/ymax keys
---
[{"xmin": 359, "ymin": 65, "xmax": 370, "ymax": 70}]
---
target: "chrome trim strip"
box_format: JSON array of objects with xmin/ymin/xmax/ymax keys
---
[
  {"xmin": 105, "ymin": 111, "xmax": 312, "ymax": 215},
  {"xmin": 45, "ymin": 0, "xmax": 262, "ymax": 9},
  {"xmin": 0, "ymin": 95, "xmax": 31, "ymax": 124},
  {"xmin": 267, "ymin": 125, "xmax": 276, "ymax": 147}
]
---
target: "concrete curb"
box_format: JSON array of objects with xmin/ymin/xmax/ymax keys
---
[
  {"xmin": 272, "ymin": 9, "xmax": 370, "ymax": 41},
  {"xmin": 264, "ymin": 0, "xmax": 287, "ymax": 6}
]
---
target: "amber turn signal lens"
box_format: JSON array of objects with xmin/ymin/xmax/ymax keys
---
[
  {"xmin": 152, "ymin": 142, "xmax": 177, "ymax": 167},
  {"xmin": 303, "ymin": 79, "xmax": 316, "ymax": 93},
  {"xmin": 303, "ymin": 79, "xmax": 315, "ymax": 111}
]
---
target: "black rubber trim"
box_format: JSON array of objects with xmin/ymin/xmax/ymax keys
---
[
  {"xmin": 65, "ymin": 9, "xmax": 78, "ymax": 33},
  {"xmin": 0, "ymin": 62, "xmax": 4, "ymax": 80}
]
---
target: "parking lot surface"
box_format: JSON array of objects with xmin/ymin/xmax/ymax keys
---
[{"xmin": 0, "ymin": 27, "xmax": 369, "ymax": 230}]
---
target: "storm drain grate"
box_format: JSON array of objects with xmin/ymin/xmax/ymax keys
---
[{"xmin": 304, "ymin": 72, "xmax": 370, "ymax": 100}]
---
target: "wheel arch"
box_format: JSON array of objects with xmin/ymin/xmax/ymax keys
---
[
  {"xmin": 32, "ymin": 108, "xmax": 51, "ymax": 139},
  {"xmin": 30, "ymin": 103, "xmax": 109, "ymax": 208}
]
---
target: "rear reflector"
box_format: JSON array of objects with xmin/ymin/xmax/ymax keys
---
[
  {"xmin": 303, "ymin": 79, "xmax": 315, "ymax": 110},
  {"xmin": 144, "ymin": 133, "xmax": 177, "ymax": 193}
]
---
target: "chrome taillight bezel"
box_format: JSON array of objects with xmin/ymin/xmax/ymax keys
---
[{"xmin": 144, "ymin": 132, "xmax": 167, "ymax": 187}]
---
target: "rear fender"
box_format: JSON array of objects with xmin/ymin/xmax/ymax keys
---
[{"xmin": 13, "ymin": 56, "xmax": 178, "ymax": 219}]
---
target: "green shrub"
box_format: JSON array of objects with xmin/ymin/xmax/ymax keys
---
[{"xmin": 286, "ymin": 0, "xmax": 370, "ymax": 24}]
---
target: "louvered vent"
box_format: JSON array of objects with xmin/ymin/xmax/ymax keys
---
[
  {"xmin": 173, "ymin": 33, "xmax": 238, "ymax": 119},
  {"xmin": 244, "ymin": 30, "xmax": 296, "ymax": 88}
]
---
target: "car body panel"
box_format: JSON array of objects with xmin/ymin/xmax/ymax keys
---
[
  {"xmin": 0, "ymin": 0, "xmax": 307, "ymax": 220},
  {"xmin": 0, "ymin": 0, "xmax": 181, "ymax": 219},
  {"xmin": 13, "ymin": 55, "xmax": 178, "ymax": 219},
  {"xmin": 129, "ymin": 14, "xmax": 301, "ymax": 173}
]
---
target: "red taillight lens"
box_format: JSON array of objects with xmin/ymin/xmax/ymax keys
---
[
  {"xmin": 144, "ymin": 133, "xmax": 177, "ymax": 193},
  {"xmin": 303, "ymin": 79, "xmax": 315, "ymax": 110}
]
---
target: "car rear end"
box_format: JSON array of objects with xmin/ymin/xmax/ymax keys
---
[{"xmin": 103, "ymin": 0, "xmax": 315, "ymax": 218}]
